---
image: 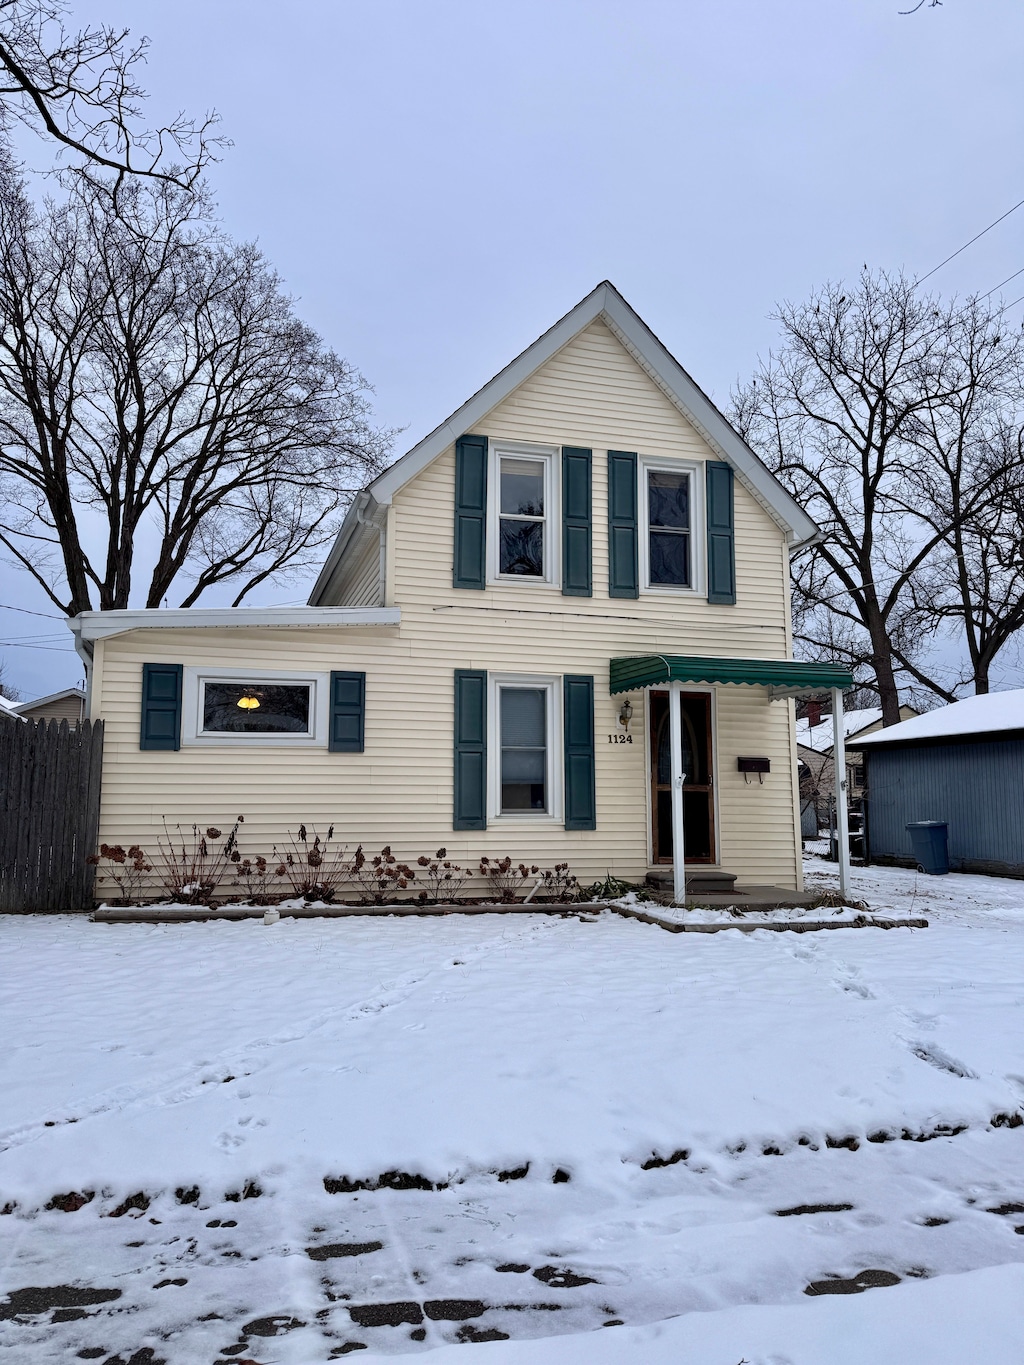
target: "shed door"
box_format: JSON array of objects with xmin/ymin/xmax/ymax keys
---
[{"xmin": 650, "ymin": 690, "xmax": 715, "ymax": 863}]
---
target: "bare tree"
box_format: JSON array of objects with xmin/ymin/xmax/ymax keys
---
[
  {"xmin": 0, "ymin": 163, "xmax": 389, "ymax": 614},
  {"xmin": 0, "ymin": 0, "xmax": 221, "ymax": 186},
  {"xmin": 733, "ymin": 271, "xmax": 1014, "ymax": 723},
  {"xmin": 0, "ymin": 658, "xmax": 19, "ymax": 699}
]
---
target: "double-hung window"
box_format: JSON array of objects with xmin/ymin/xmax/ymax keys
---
[
  {"xmin": 488, "ymin": 444, "xmax": 559, "ymax": 585},
  {"xmin": 640, "ymin": 459, "xmax": 703, "ymax": 593},
  {"xmin": 489, "ymin": 674, "xmax": 561, "ymax": 819}
]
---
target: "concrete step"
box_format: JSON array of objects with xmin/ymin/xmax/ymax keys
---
[{"xmin": 646, "ymin": 868, "xmax": 739, "ymax": 894}]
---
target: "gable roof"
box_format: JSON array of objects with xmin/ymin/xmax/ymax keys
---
[
  {"xmin": 309, "ymin": 281, "xmax": 819, "ymax": 605},
  {"xmin": 13, "ymin": 685, "xmax": 85, "ymax": 714}
]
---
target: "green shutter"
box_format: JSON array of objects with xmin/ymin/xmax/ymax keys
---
[
  {"xmin": 563, "ymin": 674, "xmax": 596, "ymax": 830},
  {"xmin": 607, "ymin": 450, "xmax": 639, "ymax": 598},
  {"xmin": 329, "ymin": 671, "xmax": 365, "ymax": 752},
  {"xmin": 454, "ymin": 669, "xmax": 487, "ymax": 830},
  {"xmin": 706, "ymin": 460, "xmax": 736, "ymax": 604},
  {"xmin": 140, "ymin": 662, "xmax": 182, "ymax": 751},
  {"xmin": 561, "ymin": 446, "xmax": 592, "ymax": 597},
  {"xmin": 454, "ymin": 434, "xmax": 488, "ymax": 589}
]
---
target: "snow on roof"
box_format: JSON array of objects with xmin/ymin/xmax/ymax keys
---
[
  {"xmin": 858, "ymin": 689, "xmax": 1024, "ymax": 747},
  {"xmin": 795, "ymin": 707, "xmax": 884, "ymax": 753},
  {"xmin": 0, "ymin": 694, "xmax": 26, "ymax": 721}
]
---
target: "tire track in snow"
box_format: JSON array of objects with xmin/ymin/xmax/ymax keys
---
[{"xmin": 0, "ymin": 915, "xmax": 567, "ymax": 1155}]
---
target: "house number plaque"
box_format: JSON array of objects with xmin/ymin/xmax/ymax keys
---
[{"xmin": 607, "ymin": 734, "xmax": 633, "ymax": 744}]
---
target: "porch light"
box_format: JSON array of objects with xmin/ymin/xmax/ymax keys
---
[
  {"xmin": 618, "ymin": 698, "xmax": 633, "ymax": 730},
  {"xmin": 236, "ymin": 690, "xmax": 261, "ymax": 711}
]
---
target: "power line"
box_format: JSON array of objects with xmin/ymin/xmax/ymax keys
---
[
  {"xmin": 0, "ymin": 641, "xmax": 75, "ymax": 652},
  {"xmin": 918, "ymin": 194, "xmax": 1024, "ymax": 284},
  {"xmin": 0, "ymin": 602, "xmax": 64, "ymax": 618},
  {"xmin": 980, "ymin": 265, "xmax": 1024, "ymax": 301}
]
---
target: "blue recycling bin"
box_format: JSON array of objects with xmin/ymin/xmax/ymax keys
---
[{"xmin": 906, "ymin": 821, "xmax": 949, "ymax": 875}]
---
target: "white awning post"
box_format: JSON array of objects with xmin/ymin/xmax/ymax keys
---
[
  {"xmin": 832, "ymin": 686, "xmax": 850, "ymax": 898},
  {"xmin": 668, "ymin": 681, "xmax": 687, "ymax": 904}
]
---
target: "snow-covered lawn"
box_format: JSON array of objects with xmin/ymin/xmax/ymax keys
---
[{"xmin": 2, "ymin": 861, "xmax": 1024, "ymax": 1363}]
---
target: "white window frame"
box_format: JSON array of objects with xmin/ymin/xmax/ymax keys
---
[
  {"xmin": 487, "ymin": 441, "xmax": 561, "ymax": 588},
  {"xmin": 181, "ymin": 667, "xmax": 331, "ymax": 747},
  {"xmin": 488, "ymin": 672, "xmax": 563, "ymax": 822},
  {"xmin": 639, "ymin": 456, "xmax": 706, "ymax": 596}
]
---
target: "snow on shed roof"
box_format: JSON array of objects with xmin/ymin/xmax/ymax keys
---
[
  {"xmin": 795, "ymin": 707, "xmax": 884, "ymax": 753},
  {"xmin": 858, "ymin": 690, "xmax": 1024, "ymax": 747}
]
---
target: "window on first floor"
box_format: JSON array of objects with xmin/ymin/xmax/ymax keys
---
[
  {"xmin": 201, "ymin": 680, "xmax": 312, "ymax": 735},
  {"xmin": 489, "ymin": 674, "xmax": 561, "ymax": 819}
]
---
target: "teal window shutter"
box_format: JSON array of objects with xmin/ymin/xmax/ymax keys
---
[
  {"xmin": 563, "ymin": 674, "xmax": 596, "ymax": 830},
  {"xmin": 140, "ymin": 662, "xmax": 182, "ymax": 751},
  {"xmin": 329, "ymin": 671, "xmax": 365, "ymax": 752},
  {"xmin": 454, "ymin": 669, "xmax": 487, "ymax": 829},
  {"xmin": 561, "ymin": 447, "xmax": 592, "ymax": 597},
  {"xmin": 706, "ymin": 460, "xmax": 736, "ymax": 604},
  {"xmin": 607, "ymin": 450, "xmax": 639, "ymax": 598},
  {"xmin": 454, "ymin": 434, "xmax": 488, "ymax": 589}
]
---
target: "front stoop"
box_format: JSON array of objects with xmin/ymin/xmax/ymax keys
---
[{"xmin": 645, "ymin": 868, "xmax": 821, "ymax": 910}]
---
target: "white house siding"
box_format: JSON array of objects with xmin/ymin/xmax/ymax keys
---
[{"xmin": 90, "ymin": 319, "xmax": 801, "ymax": 894}]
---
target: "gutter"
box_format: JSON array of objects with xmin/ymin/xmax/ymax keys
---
[{"xmin": 68, "ymin": 604, "xmax": 401, "ymax": 644}]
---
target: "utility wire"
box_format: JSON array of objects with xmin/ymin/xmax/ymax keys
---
[
  {"xmin": 918, "ymin": 194, "xmax": 1024, "ymax": 284},
  {"xmin": 980, "ymin": 265, "xmax": 1024, "ymax": 301},
  {"xmin": 0, "ymin": 602, "xmax": 64, "ymax": 618}
]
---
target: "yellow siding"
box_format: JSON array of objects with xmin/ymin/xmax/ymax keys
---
[
  {"xmin": 91, "ymin": 319, "xmax": 801, "ymax": 896},
  {"xmin": 19, "ymin": 694, "xmax": 85, "ymax": 724}
]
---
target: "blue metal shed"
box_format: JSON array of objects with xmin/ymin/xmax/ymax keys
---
[{"xmin": 859, "ymin": 693, "xmax": 1024, "ymax": 878}]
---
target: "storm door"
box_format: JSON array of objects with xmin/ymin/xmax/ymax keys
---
[{"xmin": 649, "ymin": 690, "xmax": 715, "ymax": 863}]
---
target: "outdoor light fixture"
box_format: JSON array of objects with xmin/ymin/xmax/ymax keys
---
[
  {"xmin": 236, "ymin": 691, "xmax": 261, "ymax": 711},
  {"xmin": 618, "ymin": 698, "xmax": 633, "ymax": 730}
]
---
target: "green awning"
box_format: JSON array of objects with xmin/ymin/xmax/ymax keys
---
[{"xmin": 609, "ymin": 655, "xmax": 854, "ymax": 698}]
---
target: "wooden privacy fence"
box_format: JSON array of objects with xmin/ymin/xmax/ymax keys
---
[{"xmin": 0, "ymin": 718, "xmax": 104, "ymax": 912}]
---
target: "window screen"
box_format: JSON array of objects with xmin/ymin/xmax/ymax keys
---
[{"xmin": 499, "ymin": 456, "xmax": 546, "ymax": 576}]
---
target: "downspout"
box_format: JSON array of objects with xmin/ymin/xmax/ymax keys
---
[{"xmin": 67, "ymin": 615, "xmax": 94, "ymax": 716}]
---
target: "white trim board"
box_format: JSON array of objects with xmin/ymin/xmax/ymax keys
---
[{"xmin": 69, "ymin": 606, "xmax": 401, "ymax": 644}]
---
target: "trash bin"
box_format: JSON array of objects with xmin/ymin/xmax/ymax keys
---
[{"xmin": 905, "ymin": 821, "xmax": 949, "ymax": 875}]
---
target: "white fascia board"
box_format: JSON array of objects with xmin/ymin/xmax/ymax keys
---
[
  {"xmin": 69, "ymin": 605, "xmax": 401, "ymax": 643},
  {"xmin": 307, "ymin": 491, "xmax": 384, "ymax": 606},
  {"xmin": 356, "ymin": 281, "xmax": 819, "ymax": 547}
]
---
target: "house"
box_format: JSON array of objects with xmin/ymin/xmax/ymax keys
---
[
  {"xmin": 13, "ymin": 685, "xmax": 86, "ymax": 725},
  {"xmin": 796, "ymin": 702, "xmax": 920, "ymax": 831},
  {"xmin": 859, "ymin": 690, "xmax": 1024, "ymax": 879},
  {"xmin": 0, "ymin": 695, "xmax": 25, "ymax": 724},
  {"xmin": 68, "ymin": 282, "xmax": 853, "ymax": 903}
]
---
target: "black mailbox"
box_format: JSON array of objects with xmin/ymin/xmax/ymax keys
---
[{"xmin": 737, "ymin": 757, "xmax": 770, "ymax": 773}]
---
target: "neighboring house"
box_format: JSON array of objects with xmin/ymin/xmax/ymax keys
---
[
  {"xmin": 859, "ymin": 690, "xmax": 1024, "ymax": 878},
  {"xmin": 13, "ymin": 685, "xmax": 86, "ymax": 725},
  {"xmin": 68, "ymin": 282, "xmax": 852, "ymax": 899},
  {"xmin": 796, "ymin": 704, "xmax": 920, "ymax": 828},
  {"xmin": 0, "ymin": 695, "xmax": 25, "ymax": 724}
]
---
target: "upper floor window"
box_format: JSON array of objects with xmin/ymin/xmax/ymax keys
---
[
  {"xmin": 640, "ymin": 458, "xmax": 704, "ymax": 594},
  {"xmin": 488, "ymin": 444, "xmax": 559, "ymax": 586}
]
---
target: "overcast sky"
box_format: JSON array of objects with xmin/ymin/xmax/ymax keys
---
[{"xmin": 3, "ymin": 0, "xmax": 1022, "ymax": 698}]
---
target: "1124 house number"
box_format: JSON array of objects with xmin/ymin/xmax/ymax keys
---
[{"xmin": 607, "ymin": 733, "xmax": 633, "ymax": 744}]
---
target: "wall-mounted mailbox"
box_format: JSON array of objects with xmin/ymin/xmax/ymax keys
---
[{"xmin": 738, "ymin": 756, "xmax": 770, "ymax": 784}]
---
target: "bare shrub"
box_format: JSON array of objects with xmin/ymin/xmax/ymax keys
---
[
  {"xmin": 478, "ymin": 857, "xmax": 538, "ymax": 904},
  {"xmin": 535, "ymin": 864, "xmax": 581, "ymax": 902},
  {"xmin": 85, "ymin": 843, "xmax": 153, "ymax": 905},
  {"xmin": 274, "ymin": 825, "xmax": 349, "ymax": 902},
  {"xmin": 350, "ymin": 845, "xmax": 417, "ymax": 905},
  {"xmin": 230, "ymin": 854, "xmax": 286, "ymax": 905},
  {"xmin": 415, "ymin": 849, "xmax": 468, "ymax": 904},
  {"xmin": 154, "ymin": 817, "xmax": 243, "ymax": 904}
]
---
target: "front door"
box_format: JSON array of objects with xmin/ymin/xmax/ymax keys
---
[{"xmin": 650, "ymin": 690, "xmax": 715, "ymax": 863}]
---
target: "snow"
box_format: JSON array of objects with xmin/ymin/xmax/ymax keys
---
[
  {"xmin": 795, "ymin": 706, "xmax": 884, "ymax": 753},
  {"xmin": 2, "ymin": 861, "xmax": 1024, "ymax": 1361},
  {"xmin": 857, "ymin": 687, "xmax": 1024, "ymax": 746}
]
